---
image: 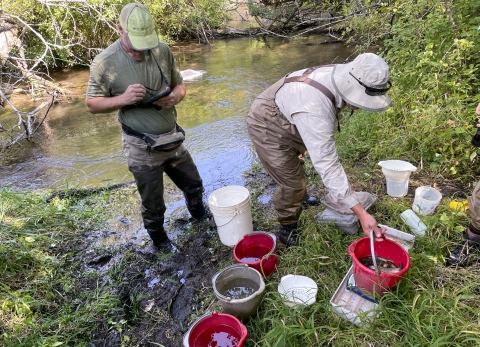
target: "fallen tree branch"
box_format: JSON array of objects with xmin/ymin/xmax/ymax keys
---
[
  {"xmin": 45, "ymin": 180, "xmax": 136, "ymax": 203},
  {"xmin": 1, "ymin": 91, "xmax": 55, "ymax": 149}
]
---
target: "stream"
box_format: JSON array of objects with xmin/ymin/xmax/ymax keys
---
[{"xmin": 0, "ymin": 33, "xmax": 355, "ymax": 219}]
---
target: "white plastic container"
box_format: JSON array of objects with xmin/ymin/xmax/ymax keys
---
[
  {"xmin": 208, "ymin": 186, "xmax": 253, "ymax": 246},
  {"xmin": 330, "ymin": 266, "xmax": 379, "ymax": 327},
  {"xmin": 378, "ymin": 160, "xmax": 417, "ymax": 197},
  {"xmin": 400, "ymin": 209, "xmax": 427, "ymax": 236},
  {"xmin": 316, "ymin": 208, "xmax": 360, "ymax": 234},
  {"xmin": 380, "ymin": 224, "xmax": 415, "ymax": 251},
  {"xmin": 278, "ymin": 275, "xmax": 318, "ymax": 307},
  {"xmin": 180, "ymin": 69, "xmax": 207, "ymax": 81},
  {"xmin": 412, "ymin": 186, "xmax": 442, "ymax": 215}
]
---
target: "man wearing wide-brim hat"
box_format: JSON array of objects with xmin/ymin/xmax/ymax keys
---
[
  {"xmin": 247, "ymin": 53, "xmax": 391, "ymax": 246},
  {"xmin": 86, "ymin": 3, "xmax": 209, "ymax": 253}
]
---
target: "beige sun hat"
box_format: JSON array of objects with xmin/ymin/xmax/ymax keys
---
[
  {"xmin": 331, "ymin": 53, "xmax": 391, "ymax": 112},
  {"xmin": 120, "ymin": 3, "xmax": 159, "ymax": 50}
]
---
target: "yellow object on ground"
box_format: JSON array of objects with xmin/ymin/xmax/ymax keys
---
[{"xmin": 449, "ymin": 200, "xmax": 469, "ymax": 212}]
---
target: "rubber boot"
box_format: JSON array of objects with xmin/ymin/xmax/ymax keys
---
[
  {"xmin": 141, "ymin": 205, "xmax": 173, "ymax": 253},
  {"xmin": 446, "ymin": 226, "xmax": 480, "ymax": 266},
  {"xmin": 279, "ymin": 223, "xmax": 299, "ymax": 247},
  {"xmin": 303, "ymin": 194, "xmax": 320, "ymax": 207},
  {"xmin": 185, "ymin": 192, "xmax": 207, "ymax": 220}
]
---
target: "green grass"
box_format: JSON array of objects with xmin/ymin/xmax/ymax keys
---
[
  {"xmin": 238, "ymin": 155, "xmax": 480, "ymax": 346},
  {"xmin": 243, "ymin": 220, "xmax": 480, "ymax": 345},
  {"xmin": 2, "ymin": 156, "xmax": 480, "ymax": 346},
  {"xmin": 0, "ymin": 189, "xmax": 119, "ymax": 347}
]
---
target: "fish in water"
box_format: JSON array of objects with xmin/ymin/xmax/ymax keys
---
[{"xmin": 358, "ymin": 256, "xmax": 403, "ymax": 273}]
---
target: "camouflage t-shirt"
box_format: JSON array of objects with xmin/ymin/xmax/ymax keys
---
[{"xmin": 86, "ymin": 40, "xmax": 183, "ymax": 135}]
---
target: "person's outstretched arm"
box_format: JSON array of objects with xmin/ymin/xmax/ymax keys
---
[{"xmin": 85, "ymin": 84, "xmax": 146, "ymax": 114}]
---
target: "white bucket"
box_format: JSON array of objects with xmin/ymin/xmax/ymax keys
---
[
  {"xmin": 208, "ymin": 186, "xmax": 253, "ymax": 246},
  {"xmin": 378, "ymin": 160, "xmax": 417, "ymax": 197},
  {"xmin": 412, "ymin": 186, "xmax": 442, "ymax": 215}
]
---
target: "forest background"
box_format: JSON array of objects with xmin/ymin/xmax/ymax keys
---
[{"xmin": 1, "ymin": 0, "xmax": 479, "ymax": 176}]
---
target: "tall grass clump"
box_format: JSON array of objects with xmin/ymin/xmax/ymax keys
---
[
  {"xmin": 337, "ymin": 0, "xmax": 480, "ymax": 180},
  {"xmin": 0, "ymin": 189, "xmax": 119, "ymax": 346}
]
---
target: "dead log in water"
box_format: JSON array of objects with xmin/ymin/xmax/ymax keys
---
[{"xmin": 45, "ymin": 180, "xmax": 136, "ymax": 203}]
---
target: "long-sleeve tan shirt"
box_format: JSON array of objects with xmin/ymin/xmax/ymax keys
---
[{"xmin": 275, "ymin": 66, "xmax": 361, "ymax": 211}]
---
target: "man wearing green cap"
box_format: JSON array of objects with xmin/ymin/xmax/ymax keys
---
[{"xmin": 85, "ymin": 3, "xmax": 207, "ymax": 253}]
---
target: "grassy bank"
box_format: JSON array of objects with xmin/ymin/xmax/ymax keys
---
[
  {"xmin": 0, "ymin": 189, "xmax": 117, "ymax": 346},
  {"xmin": 242, "ymin": 158, "xmax": 480, "ymax": 346},
  {"xmin": 2, "ymin": 154, "xmax": 480, "ymax": 346},
  {"xmin": 339, "ymin": 0, "xmax": 480, "ymax": 180}
]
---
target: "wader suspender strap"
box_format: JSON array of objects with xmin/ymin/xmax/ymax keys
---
[{"xmin": 284, "ymin": 64, "xmax": 341, "ymax": 132}]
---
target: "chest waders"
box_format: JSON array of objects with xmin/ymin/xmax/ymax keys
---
[
  {"xmin": 121, "ymin": 127, "xmax": 204, "ymax": 248},
  {"xmin": 246, "ymin": 66, "xmax": 336, "ymax": 225}
]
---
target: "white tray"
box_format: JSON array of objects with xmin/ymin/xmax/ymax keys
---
[
  {"xmin": 381, "ymin": 224, "xmax": 415, "ymax": 251},
  {"xmin": 330, "ymin": 266, "xmax": 379, "ymax": 327}
]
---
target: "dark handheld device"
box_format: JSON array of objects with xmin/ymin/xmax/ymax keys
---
[
  {"xmin": 138, "ymin": 89, "xmax": 171, "ymax": 108},
  {"xmin": 472, "ymin": 129, "xmax": 480, "ymax": 147}
]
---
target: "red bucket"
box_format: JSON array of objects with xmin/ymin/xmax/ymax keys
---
[
  {"xmin": 185, "ymin": 311, "xmax": 248, "ymax": 347},
  {"xmin": 233, "ymin": 232, "xmax": 278, "ymax": 277},
  {"xmin": 348, "ymin": 237, "xmax": 410, "ymax": 297}
]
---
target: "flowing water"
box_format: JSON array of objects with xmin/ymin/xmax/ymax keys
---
[{"xmin": 0, "ymin": 32, "xmax": 354, "ymax": 220}]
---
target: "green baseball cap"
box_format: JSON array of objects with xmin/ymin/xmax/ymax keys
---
[{"xmin": 120, "ymin": 3, "xmax": 159, "ymax": 50}]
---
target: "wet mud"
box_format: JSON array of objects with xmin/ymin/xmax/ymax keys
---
[
  {"xmin": 76, "ymin": 217, "xmax": 232, "ymax": 347},
  {"xmin": 67, "ymin": 172, "xmax": 274, "ymax": 347},
  {"xmin": 68, "ymin": 161, "xmax": 468, "ymax": 347}
]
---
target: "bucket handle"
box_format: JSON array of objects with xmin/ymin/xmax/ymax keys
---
[
  {"xmin": 369, "ymin": 229, "xmax": 379, "ymax": 275},
  {"xmin": 215, "ymin": 210, "xmax": 239, "ymax": 228},
  {"xmin": 248, "ymin": 232, "xmax": 276, "ymax": 277}
]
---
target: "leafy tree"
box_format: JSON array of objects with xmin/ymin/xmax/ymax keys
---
[
  {"xmin": 336, "ymin": 0, "xmax": 480, "ymax": 178},
  {"xmin": 0, "ymin": 0, "xmax": 229, "ymax": 149}
]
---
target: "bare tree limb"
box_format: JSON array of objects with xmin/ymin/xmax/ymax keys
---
[
  {"xmin": 443, "ymin": 0, "xmax": 457, "ymax": 39},
  {"xmin": 0, "ymin": 88, "xmax": 55, "ymax": 150}
]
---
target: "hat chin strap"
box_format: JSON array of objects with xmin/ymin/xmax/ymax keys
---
[{"xmin": 336, "ymin": 108, "xmax": 355, "ymax": 133}]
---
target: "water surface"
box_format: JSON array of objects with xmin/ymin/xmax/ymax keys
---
[{"xmin": 0, "ymin": 35, "xmax": 354, "ymax": 218}]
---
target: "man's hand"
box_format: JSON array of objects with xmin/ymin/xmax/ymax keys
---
[
  {"xmin": 123, "ymin": 84, "xmax": 146, "ymax": 105},
  {"xmin": 351, "ymin": 203, "xmax": 386, "ymax": 241},
  {"xmin": 359, "ymin": 215, "xmax": 386, "ymax": 241},
  {"xmin": 152, "ymin": 88, "xmax": 176, "ymax": 109},
  {"xmin": 151, "ymin": 83, "xmax": 186, "ymax": 109}
]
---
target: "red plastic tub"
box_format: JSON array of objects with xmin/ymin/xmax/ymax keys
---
[
  {"xmin": 233, "ymin": 232, "xmax": 278, "ymax": 277},
  {"xmin": 348, "ymin": 237, "xmax": 410, "ymax": 297},
  {"xmin": 185, "ymin": 311, "xmax": 248, "ymax": 347}
]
